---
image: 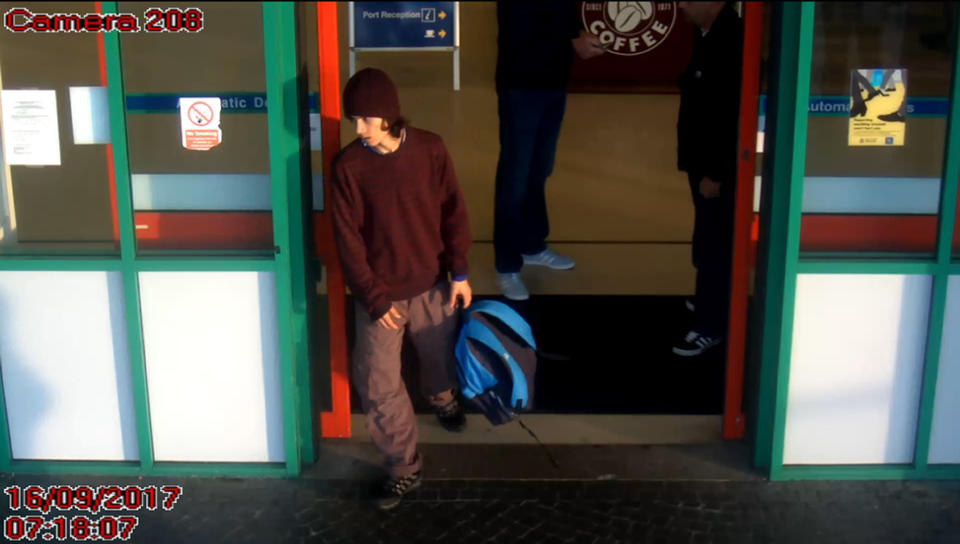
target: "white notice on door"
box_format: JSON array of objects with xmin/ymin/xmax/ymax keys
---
[{"xmin": 1, "ymin": 90, "xmax": 61, "ymax": 165}]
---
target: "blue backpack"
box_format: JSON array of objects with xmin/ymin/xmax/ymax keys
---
[{"xmin": 454, "ymin": 300, "xmax": 538, "ymax": 426}]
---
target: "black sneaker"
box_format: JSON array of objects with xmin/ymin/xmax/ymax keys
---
[
  {"xmin": 435, "ymin": 398, "xmax": 466, "ymax": 432},
  {"xmin": 374, "ymin": 471, "xmax": 422, "ymax": 511},
  {"xmin": 673, "ymin": 331, "xmax": 722, "ymax": 357}
]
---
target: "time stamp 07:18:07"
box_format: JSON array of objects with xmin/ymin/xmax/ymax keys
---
[{"xmin": 4, "ymin": 485, "xmax": 183, "ymax": 541}]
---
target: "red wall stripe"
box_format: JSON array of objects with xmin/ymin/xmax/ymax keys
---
[{"xmin": 133, "ymin": 212, "xmax": 273, "ymax": 250}]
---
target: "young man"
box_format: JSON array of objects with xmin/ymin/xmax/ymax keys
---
[
  {"xmin": 330, "ymin": 68, "xmax": 473, "ymax": 510},
  {"xmin": 674, "ymin": 2, "xmax": 743, "ymax": 357},
  {"xmin": 492, "ymin": 1, "xmax": 605, "ymax": 300}
]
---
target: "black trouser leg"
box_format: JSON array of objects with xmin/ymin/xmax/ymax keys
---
[{"xmin": 691, "ymin": 179, "xmax": 736, "ymax": 338}]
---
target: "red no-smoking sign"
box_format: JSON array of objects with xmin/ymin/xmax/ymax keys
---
[
  {"xmin": 188, "ymin": 102, "xmax": 214, "ymax": 126},
  {"xmin": 179, "ymin": 97, "xmax": 222, "ymax": 150}
]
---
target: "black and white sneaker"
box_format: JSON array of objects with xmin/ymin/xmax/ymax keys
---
[
  {"xmin": 673, "ymin": 331, "xmax": 722, "ymax": 357},
  {"xmin": 374, "ymin": 471, "xmax": 422, "ymax": 511},
  {"xmin": 436, "ymin": 397, "xmax": 466, "ymax": 432}
]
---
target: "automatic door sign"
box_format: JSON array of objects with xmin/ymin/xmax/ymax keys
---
[
  {"xmin": 849, "ymin": 68, "xmax": 907, "ymax": 146},
  {"xmin": 179, "ymin": 97, "xmax": 222, "ymax": 150}
]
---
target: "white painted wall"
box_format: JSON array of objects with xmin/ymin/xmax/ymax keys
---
[
  {"xmin": 929, "ymin": 275, "xmax": 960, "ymax": 464},
  {"xmin": 784, "ymin": 274, "xmax": 930, "ymax": 465},
  {"xmin": 138, "ymin": 271, "xmax": 284, "ymax": 463},
  {"xmin": 0, "ymin": 271, "xmax": 138, "ymax": 461}
]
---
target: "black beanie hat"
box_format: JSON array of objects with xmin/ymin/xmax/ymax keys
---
[{"xmin": 343, "ymin": 68, "xmax": 401, "ymax": 121}]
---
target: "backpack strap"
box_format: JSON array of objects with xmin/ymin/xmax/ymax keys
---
[
  {"xmin": 466, "ymin": 300, "xmax": 537, "ymax": 350},
  {"xmin": 455, "ymin": 324, "xmax": 498, "ymax": 400},
  {"xmin": 458, "ymin": 318, "xmax": 529, "ymax": 411}
]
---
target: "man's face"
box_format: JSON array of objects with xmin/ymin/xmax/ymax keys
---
[
  {"xmin": 678, "ymin": 2, "xmax": 724, "ymax": 28},
  {"xmin": 353, "ymin": 116, "xmax": 389, "ymax": 147}
]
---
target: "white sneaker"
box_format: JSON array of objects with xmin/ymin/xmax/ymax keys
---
[
  {"xmin": 496, "ymin": 273, "xmax": 530, "ymax": 301},
  {"xmin": 522, "ymin": 249, "xmax": 575, "ymax": 270}
]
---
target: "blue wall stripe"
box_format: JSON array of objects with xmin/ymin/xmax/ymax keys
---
[
  {"xmin": 122, "ymin": 93, "xmax": 948, "ymax": 117},
  {"xmin": 126, "ymin": 93, "xmax": 320, "ymax": 113},
  {"xmin": 759, "ymin": 95, "xmax": 948, "ymax": 118}
]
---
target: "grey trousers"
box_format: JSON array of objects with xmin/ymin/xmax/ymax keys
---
[{"xmin": 352, "ymin": 283, "xmax": 460, "ymax": 478}]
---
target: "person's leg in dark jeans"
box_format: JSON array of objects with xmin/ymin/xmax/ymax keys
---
[
  {"xmin": 675, "ymin": 181, "xmax": 735, "ymax": 356},
  {"xmin": 687, "ymin": 172, "xmax": 705, "ymax": 270},
  {"xmin": 519, "ymin": 89, "xmax": 567, "ymax": 257},
  {"xmin": 494, "ymin": 89, "xmax": 546, "ymax": 275},
  {"xmin": 694, "ymin": 186, "xmax": 736, "ymax": 337},
  {"xmin": 686, "ymin": 172, "xmax": 705, "ymax": 311}
]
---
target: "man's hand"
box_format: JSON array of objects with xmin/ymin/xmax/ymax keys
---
[
  {"xmin": 573, "ymin": 30, "xmax": 605, "ymax": 59},
  {"xmin": 449, "ymin": 279, "xmax": 472, "ymax": 309},
  {"xmin": 376, "ymin": 305, "xmax": 403, "ymax": 330},
  {"xmin": 700, "ymin": 177, "xmax": 722, "ymax": 199}
]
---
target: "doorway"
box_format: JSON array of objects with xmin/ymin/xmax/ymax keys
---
[{"xmin": 308, "ymin": 2, "xmax": 765, "ymax": 446}]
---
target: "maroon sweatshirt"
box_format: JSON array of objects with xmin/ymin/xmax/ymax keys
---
[{"xmin": 330, "ymin": 127, "xmax": 471, "ymax": 320}]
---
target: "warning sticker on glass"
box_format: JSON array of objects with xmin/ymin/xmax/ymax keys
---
[
  {"xmin": 849, "ymin": 68, "xmax": 907, "ymax": 146},
  {"xmin": 179, "ymin": 97, "xmax": 222, "ymax": 151}
]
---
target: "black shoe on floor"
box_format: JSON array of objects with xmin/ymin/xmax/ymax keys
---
[
  {"xmin": 374, "ymin": 471, "xmax": 422, "ymax": 511},
  {"xmin": 436, "ymin": 398, "xmax": 466, "ymax": 432},
  {"xmin": 673, "ymin": 330, "xmax": 723, "ymax": 357}
]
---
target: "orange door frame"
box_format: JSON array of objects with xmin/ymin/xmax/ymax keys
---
[
  {"xmin": 724, "ymin": 1, "xmax": 764, "ymax": 440},
  {"xmin": 316, "ymin": 1, "xmax": 351, "ymax": 438}
]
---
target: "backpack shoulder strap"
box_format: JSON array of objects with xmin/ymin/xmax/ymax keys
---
[
  {"xmin": 466, "ymin": 300, "xmax": 537, "ymax": 350},
  {"xmin": 460, "ymin": 318, "xmax": 529, "ymax": 411},
  {"xmin": 455, "ymin": 324, "xmax": 497, "ymax": 400}
]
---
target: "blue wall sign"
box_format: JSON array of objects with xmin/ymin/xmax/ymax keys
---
[
  {"xmin": 353, "ymin": 2, "xmax": 456, "ymax": 49},
  {"xmin": 125, "ymin": 93, "xmax": 319, "ymax": 113},
  {"xmin": 758, "ymin": 95, "xmax": 948, "ymax": 118},
  {"xmin": 122, "ymin": 93, "xmax": 948, "ymax": 118}
]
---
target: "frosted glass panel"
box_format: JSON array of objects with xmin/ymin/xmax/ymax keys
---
[
  {"xmin": 0, "ymin": 271, "xmax": 137, "ymax": 461},
  {"xmin": 784, "ymin": 274, "xmax": 930, "ymax": 464},
  {"xmin": 929, "ymin": 275, "xmax": 960, "ymax": 464},
  {"xmin": 139, "ymin": 271, "xmax": 283, "ymax": 463}
]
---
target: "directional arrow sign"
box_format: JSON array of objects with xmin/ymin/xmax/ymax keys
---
[{"xmin": 353, "ymin": 2, "xmax": 455, "ymax": 48}]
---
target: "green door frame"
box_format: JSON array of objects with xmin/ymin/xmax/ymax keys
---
[
  {"xmin": 0, "ymin": 2, "xmax": 312, "ymax": 478},
  {"xmin": 753, "ymin": 1, "xmax": 960, "ymax": 481}
]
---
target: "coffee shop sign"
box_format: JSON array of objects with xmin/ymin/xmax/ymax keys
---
[{"xmin": 582, "ymin": 1, "xmax": 677, "ymax": 56}]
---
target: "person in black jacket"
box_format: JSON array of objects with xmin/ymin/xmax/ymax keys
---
[
  {"xmin": 673, "ymin": 1, "xmax": 743, "ymax": 357},
  {"xmin": 492, "ymin": 1, "xmax": 605, "ymax": 301}
]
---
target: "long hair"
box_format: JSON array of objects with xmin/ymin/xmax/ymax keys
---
[{"xmin": 381, "ymin": 117, "xmax": 409, "ymax": 138}]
